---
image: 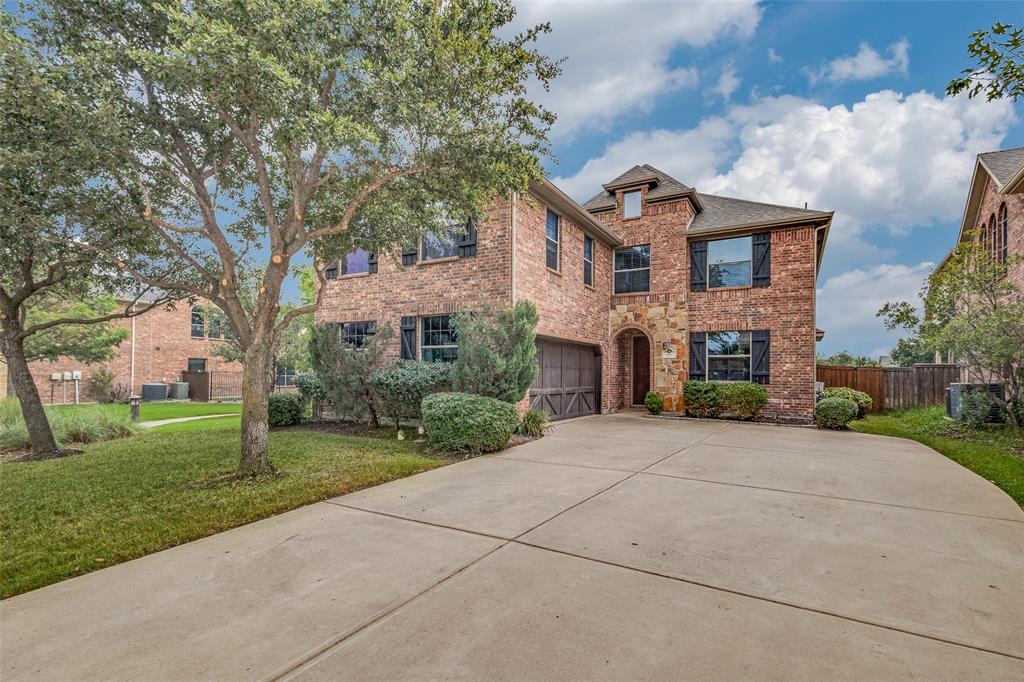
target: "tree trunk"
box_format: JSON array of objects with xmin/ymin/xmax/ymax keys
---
[
  {"xmin": 238, "ymin": 340, "xmax": 277, "ymax": 477},
  {"xmin": 0, "ymin": 332, "xmax": 59, "ymax": 455}
]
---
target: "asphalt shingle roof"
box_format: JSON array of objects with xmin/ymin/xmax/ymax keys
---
[
  {"xmin": 979, "ymin": 147, "xmax": 1024, "ymax": 188},
  {"xmin": 582, "ymin": 165, "xmax": 830, "ymax": 232},
  {"xmin": 688, "ymin": 193, "xmax": 831, "ymax": 234}
]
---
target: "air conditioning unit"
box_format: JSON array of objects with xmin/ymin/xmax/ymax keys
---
[{"xmin": 947, "ymin": 383, "xmax": 1005, "ymax": 421}]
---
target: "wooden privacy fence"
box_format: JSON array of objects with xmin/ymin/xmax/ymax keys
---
[{"xmin": 816, "ymin": 364, "xmax": 960, "ymax": 412}]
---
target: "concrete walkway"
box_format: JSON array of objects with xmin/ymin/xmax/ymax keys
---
[
  {"xmin": 138, "ymin": 413, "xmax": 239, "ymax": 428},
  {"xmin": 2, "ymin": 413, "xmax": 1021, "ymax": 680}
]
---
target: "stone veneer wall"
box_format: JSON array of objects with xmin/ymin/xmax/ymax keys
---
[{"xmin": 608, "ymin": 299, "xmax": 688, "ymax": 411}]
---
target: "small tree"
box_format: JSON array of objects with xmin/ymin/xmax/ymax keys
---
[
  {"xmin": 308, "ymin": 324, "xmax": 392, "ymax": 427},
  {"xmin": 451, "ymin": 301, "xmax": 539, "ymax": 403},
  {"xmin": 879, "ymin": 240, "xmax": 1024, "ymax": 425}
]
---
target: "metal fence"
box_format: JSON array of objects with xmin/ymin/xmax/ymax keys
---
[
  {"xmin": 179, "ymin": 370, "xmax": 296, "ymax": 402},
  {"xmin": 816, "ymin": 364, "xmax": 961, "ymax": 412}
]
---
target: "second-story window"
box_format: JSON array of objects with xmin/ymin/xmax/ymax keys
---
[
  {"xmin": 583, "ymin": 234, "xmax": 594, "ymax": 286},
  {"xmin": 614, "ymin": 244, "xmax": 651, "ymax": 294},
  {"xmin": 708, "ymin": 236, "xmax": 752, "ymax": 288},
  {"xmin": 422, "ymin": 225, "xmax": 461, "ymax": 261},
  {"xmin": 546, "ymin": 208, "xmax": 560, "ymax": 270},
  {"xmin": 191, "ymin": 306, "xmax": 233, "ymax": 340},
  {"xmin": 191, "ymin": 306, "xmax": 206, "ymax": 338},
  {"xmin": 341, "ymin": 248, "xmax": 371, "ymax": 275},
  {"xmin": 623, "ymin": 190, "xmax": 641, "ymax": 219},
  {"xmin": 998, "ymin": 203, "xmax": 1008, "ymax": 264}
]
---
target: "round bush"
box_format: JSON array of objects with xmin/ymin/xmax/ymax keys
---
[
  {"xmin": 822, "ymin": 387, "xmax": 872, "ymax": 418},
  {"xmin": 370, "ymin": 361, "xmax": 452, "ymax": 426},
  {"xmin": 815, "ymin": 396, "xmax": 858, "ymax": 430},
  {"xmin": 421, "ymin": 392, "xmax": 519, "ymax": 455},
  {"xmin": 268, "ymin": 392, "xmax": 303, "ymax": 427},
  {"xmin": 961, "ymin": 389, "xmax": 1001, "ymax": 427},
  {"xmin": 644, "ymin": 391, "xmax": 664, "ymax": 415},
  {"xmin": 684, "ymin": 380, "xmax": 721, "ymax": 418},
  {"xmin": 719, "ymin": 382, "xmax": 769, "ymax": 420}
]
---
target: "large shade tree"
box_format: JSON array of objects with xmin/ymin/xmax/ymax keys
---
[
  {"xmin": 33, "ymin": 0, "xmax": 559, "ymax": 476},
  {"xmin": 1, "ymin": 20, "xmax": 174, "ymax": 456}
]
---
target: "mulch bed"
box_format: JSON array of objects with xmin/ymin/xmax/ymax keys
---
[{"xmin": 3, "ymin": 448, "xmax": 84, "ymax": 463}]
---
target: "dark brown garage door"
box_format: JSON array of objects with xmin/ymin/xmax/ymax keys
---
[{"xmin": 529, "ymin": 340, "xmax": 600, "ymax": 420}]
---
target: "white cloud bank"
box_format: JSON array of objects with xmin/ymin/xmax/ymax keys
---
[
  {"xmin": 810, "ymin": 40, "xmax": 911, "ymax": 84},
  {"xmin": 511, "ymin": 0, "xmax": 762, "ymax": 137}
]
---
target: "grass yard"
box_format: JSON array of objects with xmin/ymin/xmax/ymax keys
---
[
  {"xmin": 0, "ymin": 423, "xmax": 444, "ymax": 597},
  {"xmin": 51, "ymin": 400, "xmax": 243, "ymax": 422},
  {"xmin": 853, "ymin": 406, "xmax": 1024, "ymax": 507}
]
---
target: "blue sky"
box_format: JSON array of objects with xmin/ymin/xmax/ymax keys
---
[{"xmin": 511, "ymin": 0, "xmax": 1023, "ymax": 358}]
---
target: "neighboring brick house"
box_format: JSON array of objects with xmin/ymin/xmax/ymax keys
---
[
  {"xmin": 317, "ymin": 166, "xmax": 832, "ymax": 423},
  {"xmin": 935, "ymin": 146, "xmax": 1024, "ymax": 380},
  {"xmin": 19, "ymin": 299, "xmax": 243, "ymax": 403}
]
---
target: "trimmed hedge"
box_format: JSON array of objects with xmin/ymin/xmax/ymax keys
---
[
  {"xmin": 822, "ymin": 386, "xmax": 872, "ymax": 418},
  {"xmin": 684, "ymin": 381, "xmax": 721, "ymax": 418},
  {"xmin": 719, "ymin": 382, "xmax": 769, "ymax": 420},
  {"xmin": 370, "ymin": 361, "xmax": 451, "ymax": 427},
  {"xmin": 815, "ymin": 396, "xmax": 858, "ymax": 430},
  {"xmin": 422, "ymin": 392, "xmax": 519, "ymax": 455},
  {"xmin": 268, "ymin": 393, "xmax": 303, "ymax": 427}
]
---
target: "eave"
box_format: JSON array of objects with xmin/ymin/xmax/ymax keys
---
[{"xmin": 529, "ymin": 179, "xmax": 623, "ymax": 247}]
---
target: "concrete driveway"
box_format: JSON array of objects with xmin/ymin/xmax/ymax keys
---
[{"xmin": 3, "ymin": 413, "xmax": 1022, "ymax": 680}]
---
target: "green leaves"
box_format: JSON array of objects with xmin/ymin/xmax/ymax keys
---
[{"xmin": 947, "ymin": 22, "xmax": 1024, "ymax": 101}]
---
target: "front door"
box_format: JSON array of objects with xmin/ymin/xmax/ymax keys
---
[{"xmin": 632, "ymin": 335, "xmax": 650, "ymax": 405}]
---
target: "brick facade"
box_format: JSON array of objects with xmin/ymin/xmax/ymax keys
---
[
  {"xmin": 973, "ymin": 171, "xmax": 1024, "ymax": 291},
  {"xmin": 315, "ymin": 172, "xmax": 827, "ymax": 423},
  {"xmin": 24, "ymin": 303, "xmax": 242, "ymax": 403}
]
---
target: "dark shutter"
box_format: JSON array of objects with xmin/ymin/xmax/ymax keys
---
[
  {"xmin": 367, "ymin": 253, "xmax": 378, "ymax": 274},
  {"xmin": 400, "ymin": 316, "xmax": 416, "ymax": 360},
  {"xmin": 689, "ymin": 240, "xmax": 707, "ymax": 292},
  {"xmin": 752, "ymin": 232, "xmax": 771, "ymax": 287},
  {"xmin": 401, "ymin": 244, "xmax": 418, "ymax": 267},
  {"xmin": 688, "ymin": 331, "xmax": 706, "ymax": 380},
  {"xmin": 751, "ymin": 330, "xmax": 770, "ymax": 384},
  {"xmin": 457, "ymin": 218, "xmax": 477, "ymax": 257}
]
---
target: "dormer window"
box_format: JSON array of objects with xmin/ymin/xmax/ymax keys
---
[{"xmin": 623, "ymin": 190, "xmax": 641, "ymax": 219}]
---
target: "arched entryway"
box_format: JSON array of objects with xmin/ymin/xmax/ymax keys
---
[{"xmin": 611, "ymin": 326, "xmax": 654, "ymax": 409}]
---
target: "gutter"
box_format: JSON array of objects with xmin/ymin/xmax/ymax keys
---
[
  {"xmin": 687, "ymin": 212, "xmax": 834, "ymax": 242},
  {"xmin": 510, "ymin": 189, "xmax": 518, "ymax": 304}
]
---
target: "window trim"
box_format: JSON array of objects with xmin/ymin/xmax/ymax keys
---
[
  {"xmin": 545, "ymin": 208, "xmax": 560, "ymax": 272},
  {"xmin": 998, "ymin": 202, "xmax": 1008, "ymax": 265},
  {"xmin": 190, "ymin": 305, "xmax": 233, "ymax": 341},
  {"xmin": 706, "ymin": 331, "xmax": 752, "ymax": 382},
  {"xmin": 419, "ymin": 314, "xmax": 458, "ymax": 363},
  {"xmin": 275, "ymin": 363, "xmax": 297, "ymax": 387},
  {"xmin": 613, "ymin": 244, "xmax": 651, "ymax": 294},
  {"xmin": 342, "ymin": 320, "xmax": 375, "ymax": 348},
  {"xmin": 623, "ymin": 190, "xmax": 642, "ymax": 219},
  {"xmin": 421, "ymin": 223, "xmax": 463, "ymax": 262},
  {"xmin": 583, "ymin": 234, "xmax": 594, "ymax": 286},
  {"xmin": 186, "ymin": 357, "xmax": 207, "ymax": 372},
  {"xmin": 707, "ymin": 235, "xmax": 753, "ymax": 290}
]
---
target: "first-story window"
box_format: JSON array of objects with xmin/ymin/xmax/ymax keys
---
[
  {"xmin": 707, "ymin": 331, "xmax": 751, "ymax": 381},
  {"xmin": 614, "ymin": 244, "xmax": 651, "ymax": 293},
  {"xmin": 546, "ymin": 208, "xmax": 560, "ymax": 270},
  {"xmin": 187, "ymin": 357, "xmax": 207, "ymax": 372},
  {"xmin": 421, "ymin": 314, "xmax": 457, "ymax": 362},
  {"xmin": 275, "ymin": 364, "xmax": 297, "ymax": 387},
  {"xmin": 583, "ymin": 234, "xmax": 594, "ymax": 286},
  {"xmin": 342, "ymin": 321, "xmax": 375, "ymax": 348},
  {"xmin": 422, "ymin": 225, "xmax": 461, "ymax": 261},
  {"xmin": 708, "ymin": 236, "xmax": 752, "ymax": 288}
]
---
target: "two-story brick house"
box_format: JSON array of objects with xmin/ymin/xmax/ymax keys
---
[{"xmin": 316, "ymin": 166, "xmax": 832, "ymax": 422}]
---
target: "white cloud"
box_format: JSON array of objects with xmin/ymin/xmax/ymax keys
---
[
  {"xmin": 815, "ymin": 262, "xmax": 931, "ymax": 356},
  {"xmin": 767, "ymin": 48, "xmax": 782, "ymax": 64},
  {"xmin": 512, "ymin": 0, "xmax": 762, "ymax": 137},
  {"xmin": 810, "ymin": 40, "xmax": 910, "ymax": 84},
  {"xmin": 713, "ymin": 64, "xmax": 741, "ymax": 101}
]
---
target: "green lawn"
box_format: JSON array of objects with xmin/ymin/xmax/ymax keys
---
[
  {"xmin": 852, "ymin": 406, "xmax": 1024, "ymax": 507},
  {"xmin": 50, "ymin": 401, "xmax": 242, "ymax": 422},
  {"xmin": 0, "ymin": 424, "xmax": 443, "ymax": 597}
]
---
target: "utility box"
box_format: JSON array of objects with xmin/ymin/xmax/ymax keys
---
[
  {"xmin": 141, "ymin": 383, "xmax": 169, "ymax": 401},
  {"xmin": 71, "ymin": 370, "xmax": 82, "ymax": 380},
  {"xmin": 167, "ymin": 382, "xmax": 190, "ymax": 400},
  {"xmin": 50, "ymin": 372, "xmax": 62, "ymax": 381},
  {"xmin": 62, "ymin": 371, "xmax": 72, "ymax": 381}
]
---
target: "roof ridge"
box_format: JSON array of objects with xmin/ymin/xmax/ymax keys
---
[
  {"xmin": 701, "ymin": 191, "xmax": 829, "ymax": 214},
  {"xmin": 979, "ymin": 145, "xmax": 1024, "ymax": 157}
]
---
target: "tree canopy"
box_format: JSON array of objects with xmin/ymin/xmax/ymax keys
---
[{"xmin": 947, "ymin": 22, "xmax": 1023, "ymax": 101}]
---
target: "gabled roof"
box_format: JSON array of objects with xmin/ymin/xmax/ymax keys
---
[
  {"xmin": 688, "ymin": 193, "xmax": 832, "ymax": 235},
  {"xmin": 978, "ymin": 146, "xmax": 1024, "ymax": 190},
  {"xmin": 583, "ymin": 164, "xmax": 702, "ymax": 212},
  {"xmin": 530, "ymin": 178, "xmax": 622, "ymax": 247}
]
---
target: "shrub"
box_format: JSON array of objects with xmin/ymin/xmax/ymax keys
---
[
  {"xmin": 0, "ymin": 404, "xmax": 138, "ymax": 451},
  {"xmin": 822, "ymin": 387, "xmax": 872, "ymax": 418},
  {"xmin": 451, "ymin": 301, "xmax": 539, "ymax": 403},
  {"xmin": 370, "ymin": 361, "xmax": 451, "ymax": 428},
  {"xmin": 684, "ymin": 381, "xmax": 721, "ymax": 418},
  {"xmin": 644, "ymin": 391, "xmax": 664, "ymax": 415},
  {"xmin": 267, "ymin": 393, "xmax": 303, "ymax": 427},
  {"xmin": 517, "ymin": 409, "xmax": 549, "ymax": 438},
  {"xmin": 815, "ymin": 397, "xmax": 858, "ymax": 430},
  {"xmin": 88, "ymin": 368, "xmax": 116, "ymax": 403},
  {"xmin": 421, "ymin": 392, "xmax": 519, "ymax": 455},
  {"xmin": 719, "ymin": 382, "xmax": 768, "ymax": 420},
  {"xmin": 961, "ymin": 388, "xmax": 1002, "ymax": 427},
  {"xmin": 309, "ymin": 323, "xmax": 392, "ymax": 426}
]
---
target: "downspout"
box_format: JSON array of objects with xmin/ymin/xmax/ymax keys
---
[
  {"xmin": 813, "ymin": 223, "xmax": 828, "ymax": 405},
  {"xmin": 510, "ymin": 189, "xmax": 518, "ymax": 304},
  {"xmin": 130, "ymin": 306, "xmax": 136, "ymax": 394}
]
